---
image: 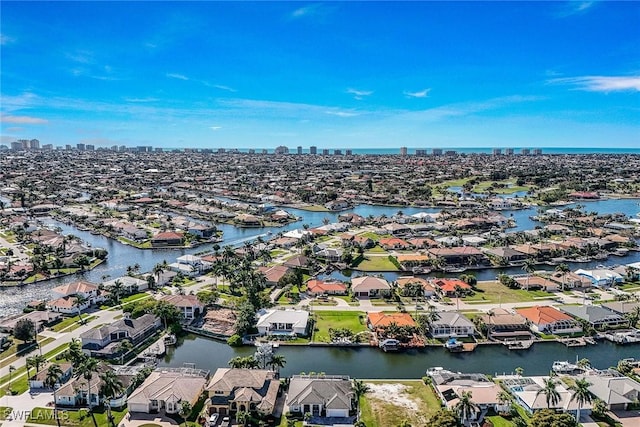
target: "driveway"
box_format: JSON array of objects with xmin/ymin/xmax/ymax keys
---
[{"xmin": 0, "ymin": 389, "xmax": 54, "ymax": 427}]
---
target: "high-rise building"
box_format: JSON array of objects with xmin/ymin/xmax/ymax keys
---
[
  {"xmin": 432, "ymin": 148, "xmax": 443, "ymax": 156},
  {"xmin": 248, "ymin": 149, "xmax": 255, "ymax": 154},
  {"xmin": 309, "ymin": 146, "xmax": 317, "ymax": 154},
  {"xmin": 533, "ymin": 148, "xmax": 542, "ymax": 155},
  {"xmin": 275, "ymin": 145, "xmax": 289, "ymax": 154},
  {"xmin": 297, "ymin": 146, "xmax": 303, "ymax": 155},
  {"xmin": 261, "ymin": 149, "xmax": 268, "ymax": 154},
  {"xmin": 86, "ymin": 144, "xmax": 95, "ymax": 151},
  {"xmin": 42, "ymin": 144, "xmax": 53, "ymax": 150},
  {"xmin": 505, "ymin": 148, "xmax": 514, "ymax": 155},
  {"xmin": 322, "ymin": 149, "xmax": 330, "ymax": 155},
  {"xmin": 444, "ymin": 150, "xmax": 457, "ymax": 156},
  {"xmin": 334, "ymin": 149, "xmax": 342, "ymax": 155},
  {"xmin": 345, "ymin": 149, "xmax": 353, "ymax": 156},
  {"xmin": 29, "ymin": 139, "xmax": 40, "ymax": 150},
  {"xmin": 400, "ymin": 146, "xmax": 407, "ymax": 156},
  {"xmin": 76, "ymin": 143, "xmax": 86, "ymax": 151},
  {"xmin": 415, "ymin": 149, "xmax": 427, "ymax": 156},
  {"xmin": 521, "ymin": 148, "xmax": 530, "ymax": 155},
  {"xmin": 492, "ymin": 148, "xmax": 502, "ymax": 156}
]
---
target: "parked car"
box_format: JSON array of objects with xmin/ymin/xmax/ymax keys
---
[
  {"xmin": 220, "ymin": 416, "xmax": 230, "ymax": 427},
  {"xmin": 209, "ymin": 413, "xmax": 219, "ymax": 425}
]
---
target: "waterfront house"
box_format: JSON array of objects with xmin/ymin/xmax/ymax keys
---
[
  {"xmin": 150, "ymin": 231, "xmax": 185, "ymax": 247},
  {"xmin": 548, "ymin": 272, "xmax": 592, "ymax": 290},
  {"xmin": 407, "ymin": 237, "xmax": 439, "ymax": 249},
  {"xmin": 351, "ymin": 276, "xmax": 392, "ymax": 298},
  {"xmin": 431, "ymin": 278, "xmax": 472, "ymax": 297},
  {"xmin": 285, "ymin": 375, "xmax": 354, "ymax": 418},
  {"xmin": 382, "ymin": 222, "xmax": 411, "ymax": 235},
  {"xmin": 483, "ymin": 247, "xmax": 528, "ymax": 264},
  {"xmin": 584, "ymin": 374, "xmax": 640, "ymax": 411},
  {"xmin": 378, "ymin": 237, "xmax": 410, "ymax": 250},
  {"xmin": 256, "ymin": 309, "xmax": 310, "ymax": 336},
  {"xmin": 258, "ymin": 265, "xmax": 291, "ymax": 287},
  {"xmin": 56, "ymin": 364, "xmax": 135, "ymax": 408},
  {"xmin": 516, "ymin": 306, "xmax": 583, "ymax": 335},
  {"xmin": 128, "ymin": 369, "xmax": 208, "ymax": 415},
  {"xmin": 51, "ymin": 280, "xmax": 102, "ymax": 304},
  {"xmin": 560, "ymin": 305, "xmax": 629, "ymax": 330},
  {"xmin": 501, "ymin": 376, "xmax": 587, "ymax": 415},
  {"xmin": 47, "ymin": 296, "xmax": 90, "ymax": 315},
  {"xmin": 102, "ymin": 276, "xmax": 148, "ymax": 293},
  {"xmin": 306, "ymin": 279, "xmax": 348, "ymax": 296},
  {"xmin": 283, "ymin": 254, "xmax": 311, "ymax": 270},
  {"xmin": 428, "ymin": 246, "xmax": 485, "ymax": 266},
  {"xmin": 601, "ymin": 301, "xmax": 640, "ymax": 316},
  {"xmin": 430, "ymin": 312, "xmax": 475, "ymax": 338},
  {"xmin": 367, "ymin": 312, "xmax": 417, "ymax": 332},
  {"xmin": 429, "ymin": 370, "xmax": 507, "ymax": 423},
  {"xmin": 395, "ymin": 276, "xmax": 437, "ymax": 298},
  {"xmin": 160, "ymin": 295, "xmax": 205, "ymax": 320},
  {"xmin": 168, "ymin": 262, "xmax": 198, "ymax": 278},
  {"xmin": 206, "ymin": 368, "xmax": 279, "ymax": 416},
  {"xmin": 514, "ymin": 275, "xmax": 558, "ymax": 291},
  {"xmin": 29, "ymin": 362, "xmax": 73, "ymax": 389},
  {"xmin": 187, "ymin": 223, "xmax": 216, "ymax": 238},
  {"xmin": 80, "ymin": 313, "xmax": 161, "ymax": 359},
  {"xmin": 574, "ymin": 268, "xmax": 623, "ymax": 288},
  {"xmin": 315, "ymin": 247, "xmax": 344, "ymax": 262},
  {"xmin": 479, "ymin": 308, "xmax": 532, "ymax": 341}
]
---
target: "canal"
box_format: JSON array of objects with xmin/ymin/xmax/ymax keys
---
[
  {"xmin": 160, "ymin": 334, "xmax": 640, "ymax": 378},
  {"xmin": 1, "ymin": 198, "xmax": 639, "ymax": 316}
]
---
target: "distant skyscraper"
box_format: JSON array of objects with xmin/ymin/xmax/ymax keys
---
[
  {"xmin": 297, "ymin": 146, "xmax": 303, "ymax": 155},
  {"xmin": 432, "ymin": 148, "xmax": 443, "ymax": 156},
  {"xmin": 415, "ymin": 149, "xmax": 427, "ymax": 156},
  {"xmin": 492, "ymin": 148, "xmax": 502, "ymax": 156},
  {"xmin": 505, "ymin": 148, "xmax": 514, "ymax": 155},
  {"xmin": 248, "ymin": 149, "xmax": 255, "ymax": 154},
  {"xmin": 322, "ymin": 149, "xmax": 330, "ymax": 155},
  {"xmin": 533, "ymin": 148, "xmax": 542, "ymax": 155},
  {"xmin": 42, "ymin": 144, "xmax": 53, "ymax": 150},
  {"xmin": 261, "ymin": 149, "xmax": 268, "ymax": 154},
  {"xmin": 274, "ymin": 145, "xmax": 289, "ymax": 154},
  {"xmin": 309, "ymin": 146, "xmax": 317, "ymax": 154},
  {"xmin": 29, "ymin": 139, "xmax": 40, "ymax": 150},
  {"xmin": 345, "ymin": 149, "xmax": 353, "ymax": 156},
  {"xmin": 400, "ymin": 146, "xmax": 407, "ymax": 156},
  {"xmin": 76, "ymin": 143, "xmax": 85, "ymax": 151},
  {"xmin": 86, "ymin": 144, "xmax": 95, "ymax": 151},
  {"xmin": 444, "ymin": 150, "xmax": 457, "ymax": 156},
  {"xmin": 334, "ymin": 149, "xmax": 342, "ymax": 155},
  {"xmin": 521, "ymin": 148, "xmax": 530, "ymax": 155}
]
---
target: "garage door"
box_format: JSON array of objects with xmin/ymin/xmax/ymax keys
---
[{"xmin": 327, "ymin": 409, "xmax": 348, "ymax": 417}]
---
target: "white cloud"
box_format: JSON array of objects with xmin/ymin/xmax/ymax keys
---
[
  {"xmin": 346, "ymin": 88, "xmax": 373, "ymax": 100},
  {"xmin": 325, "ymin": 110, "xmax": 360, "ymax": 118},
  {"xmin": 212, "ymin": 84, "xmax": 237, "ymax": 93},
  {"xmin": 0, "ymin": 33, "xmax": 15, "ymax": 45},
  {"xmin": 556, "ymin": 1, "xmax": 598, "ymax": 18},
  {"xmin": 65, "ymin": 50, "xmax": 95, "ymax": 64},
  {"xmin": 0, "ymin": 115, "xmax": 49, "ymax": 124},
  {"xmin": 124, "ymin": 97, "xmax": 159, "ymax": 103},
  {"xmin": 166, "ymin": 73, "xmax": 189, "ymax": 80},
  {"xmin": 291, "ymin": 4, "xmax": 322, "ymax": 19},
  {"xmin": 404, "ymin": 89, "xmax": 431, "ymax": 98},
  {"xmin": 549, "ymin": 76, "xmax": 640, "ymax": 92},
  {"xmin": 210, "ymin": 126, "xmax": 222, "ymax": 130}
]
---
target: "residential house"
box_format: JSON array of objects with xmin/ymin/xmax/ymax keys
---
[
  {"xmin": 29, "ymin": 362, "xmax": 73, "ymax": 389},
  {"xmin": 479, "ymin": 308, "xmax": 532, "ymax": 341},
  {"xmin": 160, "ymin": 295, "xmax": 205, "ymax": 320},
  {"xmin": 150, "ymin": 231, "xmax": 185, "ymax": 247},
  {"xmin": 256, "ymin": 309, "xmax": 310, "ymax": 336},
  {"xmin": 80, "ymin": 313, "xmax": 161, "ymax": 358},
  {"xmin": 601, "ymin": 301, "xmax": 640, "ymax": 316},
  {"xmin": 395, "ymin": 277, "xmax": 437, "ymax": 298},
  {"xmin": 306, "ymin": 279, "xmax": 348, "ymax": 296},
  {"xmin": 514, "ymin": 275, "xmax": 559, "ymax": 291},
  {"xmin": 286, "ymin": 375, "xmax": 355, "ymax": 418},
  {"xmin": 382, "ymin": 223, "xmax": 411, "ymax": 235},
  {"xmin": 431, "ymin": 278, "xmax": 472, "ymax": 297},
  {"xmin": 585, "ymin": 374, "xmax": 640, "ymax": 410},
  {"xmin": 560, "ymin": 305, "xmax": 629, "ymax": 330},
  {"xmin": 0, "ymin": 311, "xmax": 62, "ymax": 333},
  {"xmin": 351, "ymin": 276, "xmax": 391, "ymax": 298},
  {"xmin": 430, "ymin": 312, "xmax": 475, "ymax": 338},
  {"xmin": 284, "ymin": 255, "xmax": 310, "ymax": 270},
  {"xmin": 187, "ymin": 223, "xmax": 216, "ymax": 238},
  {"xmin": 548, "ymin": 272, "xmax": 592, "ymax": 290},
  {"xmin": 51, "ymin": 280, "xmax": 102, "ymax": 304},
  {"xmin": 484, "ymin": 247, "xmax": 528, "ymax": 264},
  {"xmin": 501, "ymin": 376, "xmax": 587, "ymax": 415},
  {"xmin": 47, "ymin": 296, "xmax": 90, "ymax": 315},
  {"xmin": 367, "ymin": 312, "xmax": 417, "ymax": 332},
  {"xmin": 378, "ymin": 237, "xmax": 410, "ymax": 250},
  {"xmin": 516, "ymin": 306, "xmax": 583, "ymax": 335},
  {"xmin": 429, "ymin": 247, "xmax": 485, "ymax": 266},
  {"xmin": 128, "ymin": 368, "xmax": 209, "ymax": 415},
  {"xmin": 56, "ymin": 364, "xmax": 136, "ymax": 408},
  {"xmin": 206, "ymin": 368, "xmax": 280, "ymax": 416},
  {"xmin": 461, "ymin": 236, "xmax": 487, "ymax": 247},
  {"xmin": 407, "ymin": 237, "xmax": 439, "ymax": 249},
  {"xmin": 575, "ymin": 269, "xmax": 623, "ymax": 288},
  {"xmin": 315, "ymin": 247, "xmax": 344, "ymax": 262},
  {"xmin": 102, "ymin": 276, "xmax": 148, "ymax": 293},
  {"xmin": 429, "ymin": 369, "xmax": 507, "ymax": 423},
  {"xmin": 258, "ymin": 265, "xmax": 291, "ymax": 287}
]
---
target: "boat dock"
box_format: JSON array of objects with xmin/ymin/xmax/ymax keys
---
[
  {"xmin": 503, "ymin": 339, "xmax": 533, "ymax": 350},
  {"xmin": 141, "ymin": 334, "xmax": 167, "ymax": 358}
]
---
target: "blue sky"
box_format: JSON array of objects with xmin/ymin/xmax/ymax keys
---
[{"xmin": 1, "ymin": 1, "xmax": 639, "ymax": 149}]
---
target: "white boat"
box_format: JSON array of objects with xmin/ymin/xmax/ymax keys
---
[
  {"xmin": 444, "ymin": 338, "xmax": 464, "ymax": 352},
  {"xmin": 163, "ymin": 334, "xmax": 177, "ymax": 346},
  {"xmin": 552, "ymin": 360, "xmax": 581, "ymax": 374}
]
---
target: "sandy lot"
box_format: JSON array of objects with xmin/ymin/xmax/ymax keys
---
[{"xmin": 366, "ymin": 382, "xmax": 420, "ymax": 411}]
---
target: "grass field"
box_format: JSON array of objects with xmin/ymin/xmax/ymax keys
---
[
  {"xmin": 51, "ymin": 315, "xmax": 97, "ymax": 332},
  {"xmin": 28, "ymin": 406, "xmax": 127, "ymax": 427},
  {"xmin": 312, "ymin": 311, "xmax": 367, "ymax": 343},
  {"xmin": 353, "ymin": 256, "xmax": 399, "ymax": 272},
  {"xmin": 464, "ymin": 281, "xmax": 557, "ymax": 303},
  {"xmin": 0, "ymin": 406, "xmax": 12, "ymax": 420},
  {"xmin": 359, "ymin": 380, "xmax": 441, "ymax": 427}
]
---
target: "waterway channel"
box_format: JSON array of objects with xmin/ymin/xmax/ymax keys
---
[
  {"xmin": 1, "ymin": 198, "xmax": 639, "ymax": 316},
  {"xmin": 159, "ymin": 334, "xmax": 640, "ymax": 378}
]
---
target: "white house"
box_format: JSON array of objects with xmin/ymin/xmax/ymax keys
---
[
  {"xmin": 28, "ymin": 362, "xmax": 73, "ymax": 389},
  {"xmin": 160, "ymin": 295, "xmax": 205, "ymax": 320},
  {"xmin": 47, "ymin": 296, "xmax": 90, "ymax": 315},
  {"xmin": 430, "ymin": 312, "xmax": 475, "ymax": 338},
  {"xmin": 51, "ymin": 280, "xmax": 103, "ymax": 304},
  {"xmin": 103, "ymin": 276, "xmax": 148, "ymax": 293},
  {"xmin": 128, "ymin": 369, "xmax": 208, "ymax": 414},
  {"xmin": 351, "ymin": 276, "xmax": 391, "ymax": 298},
  {"xmin": 286, "ymin": 375, "xmax": 354, "ymax": 418},
  {"xmin": 256, "ymin": 309, "xmax": 310, "ymax": 336},
  {"xmin": 575, "ymin": 269, "xmax": 623, "ymax": 288}
]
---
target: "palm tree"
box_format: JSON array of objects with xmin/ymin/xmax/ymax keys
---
[
  {"xmin": 353, "ymin": 379, "xmax": 370, "ymax": 403},
  {"xmin": 569, "ymin": 378, "xmax": 593, "ymax": 423},
  {"xmin": 26, "ymin": 356, "xmax": 35, "ymax": 380},
  {"xmin": 236, "ymin": 410, "xmax": 250, "ymax": 426},
  {"xmin": 111, "ymin": 279, "xmax": 124, "ymax": 305},
  {"xmin": 179, "ymin": 400, "xmax": 192, "ymax": 427},
  {"xmin": 8, "ymin": 364, "xmax": 16, "ymax": 391},
  {"xmin": 46, "ymin": 363, "xmax": 64, "ymax": 427},
  {"xmin": 576, "ymin": 358, "xmax": 591, "ymax": 370},
  {"xmin": 269, "ymin": 354, "xmax": 287, "ymax": 375},
  {"xmin": 32, "ymin": 354, "xmax": 47, "ymax": 373},
  {"xmin": 536, "ymin": 377, "xmax": 561, "ymax": 409},
  {"xmin": 515, "ymin": 367, "xmax": 524, "ymax": 377},
  {"xmin": 73, "ymin": 294, "xmax": 87, "ymax": 324},
  {"xmin": 454, "ymin": 390, "xmax": 479, "ymax": 426},
  {"xmin": 75, "ymin": 357, "xmax": 100, "ymax": 410},
  {"xmin": 66, "ymin": 338, "xmax": 86, "ymax": 366},
  {"xmin": 522, "ymin": 259, "xmax": 536, "ymax": 291},
  {"xmin": 116, "ymin": 339, "xmax": 133, "ymax": 365},
  {"xmin": 555, "ymin": 263, "xmax": 570, "ymax": 291},
  {"xmin": 99, "ymin": 370, "xmax": 124, "ymax": 426},
  {"xmin": 497, "ymin": 390, "xmax": 512, "ymax": 415}
]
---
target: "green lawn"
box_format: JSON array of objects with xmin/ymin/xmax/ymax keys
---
[
  {"xmin": 28, "ymin": 406, "xmax": 127, "ymax": 427},
  {"xmin": 467, "ymin": 281, "xmax": 556, "ymax": 303},
  {"xmin": 619, "ymin": 282, "xmax": 640, "ymax": 291},
  {"xmin": 312, "ymin": 311, "xmax": 367, "ymax": 343},
  {"xmin": 366, "ymin": 245, "xmax": 389, "ymax": 254},
  {"xmin": 360, "ymin": 380, "xmax": 441, "ymax": 427},
  {"xmin": 353, "ymin": 256, "xmax": 399, "ymax": 271},
  {"xmin": 51, "ymin": 315, "xmax": 97, "ymax": 332},
  {"xmin": 0, "ymin": 406, "xmax": 12, "ymax": 420}
]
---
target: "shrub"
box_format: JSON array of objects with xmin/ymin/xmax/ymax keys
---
[{"xmin": 227, "ymin": 334, "xmax": 243, "ymax": 347}]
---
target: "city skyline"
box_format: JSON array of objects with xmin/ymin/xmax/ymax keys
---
[{"xmin": 1, "ymin": 1, "xmax": 639, "ymax": 149}]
